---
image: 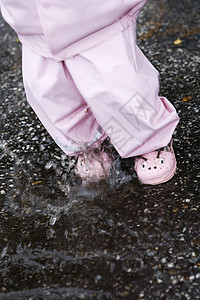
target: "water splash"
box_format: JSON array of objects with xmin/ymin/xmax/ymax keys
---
[{"xmin": 1, "ymin": 138, "xmax": 134, "ymax": 223}]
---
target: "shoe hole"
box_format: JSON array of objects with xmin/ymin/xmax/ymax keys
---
[
  {"xmin": 159, "ymin": 158, "xmax": 164, "ymax": 164},
  {"xmin": 142, "ymin": 162, "xmax": 147, "ymax": 168},
  {"xmin": 148, "ymin": 167, "xmax": 151, "ymax": 170},
  {"xmin": 154, "ymin": 166, "xmax": 157, "ymax": 169}
]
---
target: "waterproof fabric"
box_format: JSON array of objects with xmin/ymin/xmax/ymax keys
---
[
  {"xmin": 22, "ymin": 44, "xmax": 107, "ymax": 155},
  {"xmin": 0, "ymin": 0, "xmax": 146, "ymax": 60},
  {"xmin": 1, "ymin": 0, "xmax": 179, "ymax": 158}
]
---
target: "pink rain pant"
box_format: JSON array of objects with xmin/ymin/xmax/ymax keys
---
[{"xmin": 22, "ymin": 24, "xmax": 179, "ymax": 158}]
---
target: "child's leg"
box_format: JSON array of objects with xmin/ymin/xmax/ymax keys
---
[
  {"xmin": 22, "ymin": 45, "xmax": 107, "ymax": 156},
  {"xmin": 65, "ymin": 24, "xmax": 179, "ymax": 158}
]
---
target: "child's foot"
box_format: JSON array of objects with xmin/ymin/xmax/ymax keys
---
[
  {"xmin": 134, "ymin": 140, "xmax": 177, "ymax": 185},
  {"xmin": 75, "ymin": 151, "xmax": 113, "ymax": 183}
]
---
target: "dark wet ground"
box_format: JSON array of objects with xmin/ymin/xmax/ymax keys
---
[{"xmin": 0, "ymin": 0, "xmax": 200, "ymax": 299}]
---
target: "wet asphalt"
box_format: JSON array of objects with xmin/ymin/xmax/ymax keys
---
[{"xmin": 0, "ymin": 0, "xmax": 200, "ymax": 299}]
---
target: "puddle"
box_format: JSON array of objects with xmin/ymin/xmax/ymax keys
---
[
  {"xmin": 0, "ymin": 139, "xmax": 135, "ymax": 219},
  {"xmin": 0, "ymin": 0, "xmax": 200, "ymax": 298}
]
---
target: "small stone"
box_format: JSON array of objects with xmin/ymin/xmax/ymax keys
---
[
  {"xmin": 168, "ymin": 262, "xmax": 174, "ymax": 268},
  {"xmin": 121, "ymin": 291, "xmax": 129, "ymax": 297},
  {"xmin": 45, "ymin": 161, "xmax": 54, "ymax": 169},
  {"xmin": 168, "ymin": 269, "xmax": 177, "ymax": 275},
  {"xmin": 189, "ymin": 275, "xmax": 195, "ymax": 281},
  {"xmin": 139, "ymin": 291, "xmax": 144, "ymax": 298},
  {"xmin": 185, "ymin": 199, "xmax": 191, "ymax": 202},
  {"xmin": 50, "ymin": 216, "xmax": 57, "ymax": 226},
  {"xmin": 95, "ymin": 275, "xmax": 102, "ymax": 283}
]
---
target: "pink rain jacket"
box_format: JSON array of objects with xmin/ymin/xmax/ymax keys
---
[{"xmin": 0, "ymin": 0, "xmax": 146, "ymax": 60}]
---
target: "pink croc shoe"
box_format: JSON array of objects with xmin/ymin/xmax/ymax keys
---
[
  {"xmin": 134, "ymin": 140, "xmax": 177, "ymax": 185},
  {"xmin": 75, "ymin": 151, "xmax": 113, "ymax": 183}
]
